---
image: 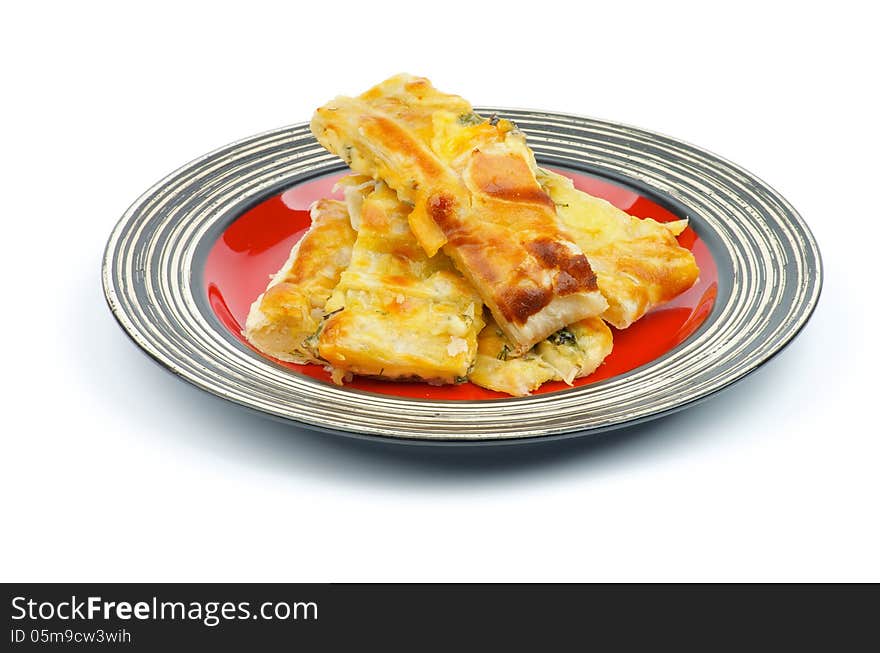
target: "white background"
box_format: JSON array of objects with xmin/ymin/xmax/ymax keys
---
[{"xmin": 2, "ymin": 1, "xmax": 877, "ymax": 582}]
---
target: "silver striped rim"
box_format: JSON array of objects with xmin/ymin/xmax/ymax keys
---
[{"xmin": 102, "ymin": 109, "xmax": 822, "ymax": 442}]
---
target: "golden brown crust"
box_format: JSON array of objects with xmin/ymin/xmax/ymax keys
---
[
  {"xmin": 310, "ymin": 74, "xmax": 607, "ymax": 351},
  {"xmin": 279, "ymin": 200, "xmax": 349, "ymax": 285},
  {"xmin": 363, "ymin": 115, "xmax": 446, "ymax": 180},
  {"xmin": 244, "ymin": 200, "xmax": 356, "ymax": 363},
  {"xmin": 468, "ymin": 150, "xmax": 556, "ymax": 207},
  {"xmin": 537, "ymin": 169, "xmax": 700, "ymax": 328}
]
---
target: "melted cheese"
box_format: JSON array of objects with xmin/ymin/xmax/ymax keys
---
[
  {"xmin": 468, "ymin": 318, "xmax": 558, "ymax": 397},
  {"xmin": 535, "ymin": 318, "xmax": 614, "ymax": 385},
  {"xmin": 469, "ymin": 316, "xmax": 613, "ymax": 396},
  {"xmin": 317, "ymin": 180, "xmax": 485, "ymax": 384},
  {"xmin": 311, "ymin": 74, "xmax": 607, "ymax": 353},
  {"xmin": 244, "ymin": 199, "xmax": 356, "ymax": 363}
]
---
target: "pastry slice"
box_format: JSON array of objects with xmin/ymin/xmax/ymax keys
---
[
  {"xmin": 318, "ymin": 178, "xmax": 485, "ymax": 385},
  {"xmin": 469, "ymin": 316, "xmax": 613, "ymax": 397},
  {"xmin": 311, "ymin": 74, "xmax": 607, "ymax": 353},
  {"xmin": 538, "ymin": 169, "xmax": 700, "ymax": 328},
  {"xmin": 244, "ymin": 199, "xmax": 356, "ymax": 363}
]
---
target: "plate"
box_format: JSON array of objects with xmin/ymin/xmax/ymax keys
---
[{"xmin": 102, "ymin": 109, "xmax": 822, "ymax": 443}]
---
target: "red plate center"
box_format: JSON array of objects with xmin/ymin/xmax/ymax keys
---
[{"xmin": 204, "ymin": 170, "xmax": 718, "ymax": 400}]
